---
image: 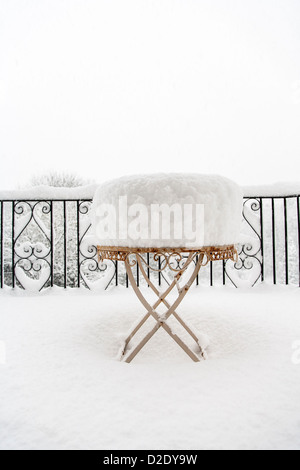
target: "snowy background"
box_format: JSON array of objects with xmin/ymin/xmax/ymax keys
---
[{"xmin": 0, "ymin": 0, "xmax": 300, "ymax": 189}]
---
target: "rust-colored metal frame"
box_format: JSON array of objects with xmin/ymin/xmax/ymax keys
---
[{"xmin": 98, "ymin": 245, "xmax": 238, "ymax": 363}]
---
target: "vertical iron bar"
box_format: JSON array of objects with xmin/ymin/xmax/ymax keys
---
[
  {"xmin": 158, "ymin": 256, "xmax": 161, "ymax": 286},
  {"xmin": 115, "ymin": 260, "xmax": 118, "ymax": 286},
  {"xmin": 126, "ymin": 271, "xmax": 129, "ymax": 288},
  {"xmin": 284, "ymin": 197, "xmax": 288, "ymax": 285},
  {"xmin": 63, "ymin": 201, "xmax": 67, "ymax": 289},
  {"xmin": 196, "ymin": 255, "xmax": 199, "ymax": 286},
  {"xmin": 271, "ymin": 198, "xmax": 276, "ymax": 285},
  {"xmin": 50, "ymin": 201, "xmax": 54, "ymax": 287},
  {"xmin": 77, "ymin": 200, "xmax": 80, "ymax": 288},
  {"xmin": 12, "ymin": 201, "xmax": 15, "ymax": 288},
  {"xmin": 210, "ymin": 260, "xmax": 213, "ymax": 286},
  {"xmin": 147, "ymin": 252, "xmax": 150, "ymax": 287},
  {"xmin": 0, "ymin": 201, "xmax": 3, "ymax": 289},
  {"xmin": 259, "ymin": 197, "xmax": 264, "ymax": 282},
  {"xmin": 297, "ymin": 197, "xmax": 300, "ymax": 287},
  {"xmin": 222, "ymin": 260, "xmax": 226, "ymax": 285},
  {"xmin": 136, "ymin": 261, "xmax": 139, "ymax": 287}
]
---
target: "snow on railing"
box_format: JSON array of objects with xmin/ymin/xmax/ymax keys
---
[
  {"xmin": 0, "ymin": 184, "xmax": 300, "ymax": 290},
  {"xmin": 1, "ymin": 181, "xmax": 300, "ymax": 200},
  {"xmin": 0, "ymin": 184, "xmax": 98, "ymax": 201}
]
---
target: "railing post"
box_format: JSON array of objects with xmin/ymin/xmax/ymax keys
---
[
  {"xmin": 259, "ymin": 197, "xmax": 264, "ymax": 282},
  {"xmin": 63, "ymin": 201, "xmax": 67, "ymax": 289},
  {"xmin": 297, "ymin": 197, "xmax": 300, "ymax": 288},
  {"xmin": 0, "ymin": 201, "xmax": 3, "ymax": 289},
  {"xmin": 271, "ymin": 198, "xmax": 276, "ymax": 285},
  {"xmin": 115, "ymin": 259, "xmax": 118, "ymax": 287},
  {"xmin": 147, "ymin": 252, "xmax": 150, "ymax": 287},
  {"xmin": 136, "ymin": 260, "xmax": 139, "ymax": 287},
  {"xmin": 12, "ymin": 201, "xmax": 15, "ymax": 288},
  {"xmin": 50, "ymin": 201, "xmax": 54, "ymax": 287},
  {"xmin": 77, "ymin": 200, "xmax": 80, "ymax": 288},
  {"xmin": 284, "ymin": 197, "xmax": 288, "ymax": 285},
  {"xmin": 158, "ymin": 256, "xmax": 161, "ymax": 286}
]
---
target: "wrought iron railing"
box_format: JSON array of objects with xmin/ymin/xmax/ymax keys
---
[{"xmin": 0, "ymin": 195, "xmax": 299, "ymax": 290}]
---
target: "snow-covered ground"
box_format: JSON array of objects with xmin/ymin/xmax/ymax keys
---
[{"xmin": 0, "ymin": 284, "xmax": 300, "ymax": 450}]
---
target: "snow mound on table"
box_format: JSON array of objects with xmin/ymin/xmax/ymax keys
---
[{"xmin": 91, "ymin": 173, "xmax": 243, "ymax": 248}]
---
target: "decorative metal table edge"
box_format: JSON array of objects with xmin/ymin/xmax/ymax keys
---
[{"xmin": 98, "ymin": 245, "xmax": 238, "ymax": 268}]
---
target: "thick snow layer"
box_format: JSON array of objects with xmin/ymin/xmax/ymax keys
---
[
  {"xmin": 1, "ymin": 285, "xmax": 300, "ymax": 450},
  {"xmin": 91, "ymin": 173, "xmax": 243, "ymax": 248}
]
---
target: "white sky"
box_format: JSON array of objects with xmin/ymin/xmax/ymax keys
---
[{"xmin": 0, "ymin": 0, "xmax": 300, "ymax": 190}]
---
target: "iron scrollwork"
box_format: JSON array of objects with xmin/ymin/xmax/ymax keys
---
[
  {"xmin": 78, "ymin": 201, "xmax": 116, "ymax": 289},
  {"xmin": 225, "ymin": 198, "xmax": 263, "ymax": 287},
  {"xmin": 13, "ymin": 201, "xmax": 52, "ymax": 290}
]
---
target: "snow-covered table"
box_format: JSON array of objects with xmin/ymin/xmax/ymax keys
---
[
  {"xmin": 92, "ymin": 173, "xmax": 242, "ymax": 363},
  {"xmin": 98, "ymin": 245, "xmax": 238, "ymax": 362}
]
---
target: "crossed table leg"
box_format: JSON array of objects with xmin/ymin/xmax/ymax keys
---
[
  {"xmin": 97, "ymin": 245, "xmax": 237, "ymax": 363},
  {"xmin": 121, "ymin": 252, "xmax": 207, "ymax": 363}
]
